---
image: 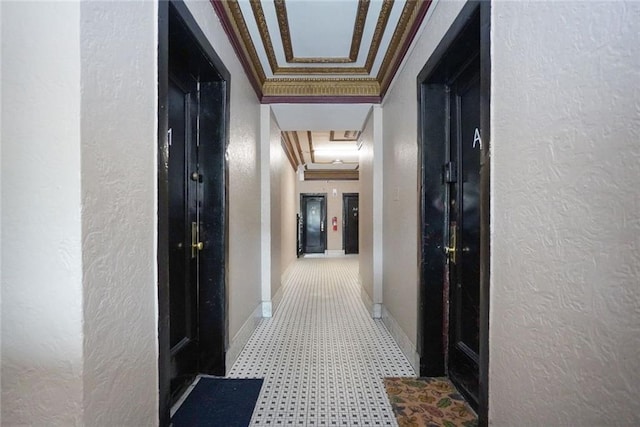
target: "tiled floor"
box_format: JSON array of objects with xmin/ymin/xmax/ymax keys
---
[{"xmin": 228, "ymin": 256, "xmax": 415, "ymax": 426}]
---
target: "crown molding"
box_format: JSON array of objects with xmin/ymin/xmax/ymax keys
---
[{"xmin": 211, "ymin": 0, "xmax": 432, "ymax": 103}]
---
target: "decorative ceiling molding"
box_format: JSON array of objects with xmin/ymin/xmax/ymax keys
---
[
  {"xmin": 281, "ymin": 134, "xmax": 297, "ymax": 171},
  {"xmin": 210, "ymin": 0, "xmax": 433, "ymax": 102},
  {"xmin": 250, "ymin": 0, "xmax": 372, "ymax": 75},
  {"xmin": 275, "ymin": 0, "xmax": 370, "ymax": 64},
  {"xmin": 330, "ymin": 131, "xmax": 361, "ymax": 141},
  {"xmin": 263, "ymin": 78, "xmax": 380, "ymax": 97},
  {"xmin": 214, "ymin": 0, "xmax": 266, "ymax": 86},
  {"xmin": 378, "ymin": 0, "xmax": 432, "ymax": 97},
  {"xmin": 304, "ymin": 170, "xmax": 359, "ymax": 181},
  {"xmin": 292, "ymin": 131, "xmax": 304, "ymax": 165},
  {"xmin": 307, "ymin": 131, "xmax": 316, "ymax": 163}
]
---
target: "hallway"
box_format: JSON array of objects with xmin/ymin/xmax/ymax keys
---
[{"xmin": 228, "ymin": 257, "xmax": 415, "ymax": 426}]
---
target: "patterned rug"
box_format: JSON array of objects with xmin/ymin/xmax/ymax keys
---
[{"xmin": 384, "ymin": 377, "xmax": 478, "ymax": 427}]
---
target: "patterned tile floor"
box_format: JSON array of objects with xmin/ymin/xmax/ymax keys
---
[{"xmin": 228, "ymin": 256, "xmax": 415, "ymax": 426}]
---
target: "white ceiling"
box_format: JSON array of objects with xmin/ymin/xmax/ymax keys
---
[{"xmin": 236, "ymin": 0, "xmax": 406, "ymax": 78}]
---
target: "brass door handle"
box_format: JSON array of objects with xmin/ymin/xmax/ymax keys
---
[
  {"xmin": 445, "ymin": 245, "xmax": 457, "ymax": 264},
  {"xmin": 192, "ymin": 242, "xmax": 204, "ymax": 251}
]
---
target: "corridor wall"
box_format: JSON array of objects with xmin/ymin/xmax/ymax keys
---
[
  {"xmin": 380, "ymin": 0, "xmax": 467, "ymax": 374},
  {"xmin": 297, "ymin": 180, "xmax": 360, "ymax": 253},
  {"xmin": 490, "ymin": 2, "xmax": 640, "ymax": 424},
  {"xmin": 2, "ymin": 0, "xmax": 264, "ymax": 424}
]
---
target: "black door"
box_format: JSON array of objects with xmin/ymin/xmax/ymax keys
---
[
  {"xmin": 445, "ymin": 57, "xmax": 481, "ymax": 406},
  {"xmin": 159, "ymin": 2, "xmax": 230, "ymax": 422},
  {"xmin": 301, "ymin": 194, "xmax": 326, "ymax": 254},
  {"xmin": 168, "ymin": 71, "xmax": 200, "ymax": 400},
  {"xmin": 343, "ymin": 193, "xmax": 359, "ymax": 254},
  {"xmin": 417, "ymin": 3, "xmax": 489, "ymax": 419}
]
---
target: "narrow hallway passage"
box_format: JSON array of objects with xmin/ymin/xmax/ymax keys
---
[{"xmin": 229, "ymin": 257, "xmax": 415, "ymax": 426}]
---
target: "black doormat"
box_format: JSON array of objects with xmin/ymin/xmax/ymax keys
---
[{"xmin": 171, "ymin": 377, "xmax": 263, "ymax": 427}]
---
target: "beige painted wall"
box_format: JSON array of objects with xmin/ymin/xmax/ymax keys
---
[
  {"xmin": 359, "ymin": 112, "xmax": 375, "ymax": 303},
  {"xmin": 381, "ymin": 0, "xmax": 466, "ymax": 354},
  {"xmin": 185, "ymin": 1, "xmax": 262, "ymax": 344},
  {"xmin": 280, "ymin": 155, "xmax": 298, "ymax": 280},
  {"xmin": 269, "ymin": 112, "xmax": 283, "ymax": 298},
  {"xmin": 490, "ymin": 2, "xmax": 640, "ymax": 424},
  {"xmin": 297, "ymin": 180, "xmax": 359, "ymax": 251}
]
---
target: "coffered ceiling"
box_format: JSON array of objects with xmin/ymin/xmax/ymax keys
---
[
  {"xmin": 211, "ymin": 0, "xmax": 433, "ymax": 103},
  {"xmin": 281, "ymin": 130, "xmax": 362, "ymax": 180}
]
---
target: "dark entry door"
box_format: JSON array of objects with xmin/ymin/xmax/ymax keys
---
[
  {"xmin": 343, "ymin": 193, "xmax": 359, "ymax": 254},
  {"xmin": 168, "ymin": 73, "xmax": 200, "ymax": 400},
  {"xmin": 444, "ymin": 57, "xmax": 481, "ymax": 407},
  {"xmin": 159, "ymin": 3, "xmax": 230, "ymax": 418},
  {"xmin": 301, "ymin": 194, "xmax": 326, "ymax": 254}
]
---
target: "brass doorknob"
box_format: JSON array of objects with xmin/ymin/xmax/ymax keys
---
[
  {"xmin": 445, "ymin": 246, "xmax": 456, "ymax": 254},
  {"xmin": 192, "ymin": 242, "xmax": 204, "ymax": 251}
]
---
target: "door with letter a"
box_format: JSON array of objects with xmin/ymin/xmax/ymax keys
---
[
  {"xmin": 444, "ymin": 57, "xmax": 481, "ymax": 406},
  {"xmin": 418, "ymin": 3, "xmax": 488, "ymax": 417}
]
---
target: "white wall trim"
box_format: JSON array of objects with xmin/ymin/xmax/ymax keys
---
[
  {"xmin": 372, "ymin": 105, "xmax": 384, "ymax": 305},
  {"xmin": 260, "ymin": 105, "xmax": 272, "ymax": 306},
  {"xmin": 382, "ymin": 305, "xmax": 419, "ymax": 374},
  {"xmin": 326, "ymin": 249, "xmax": 345, "ymax": 257},
  {"xmin": 226, "ymin": 302, "xmax": 262, "ymax": 373},
  {"xmin": 359, "ymin": 282, "xmax": 382, "ymax": 319}
]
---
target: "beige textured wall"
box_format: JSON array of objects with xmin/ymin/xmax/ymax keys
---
[
  {"xmin": 297, "ymin": 180, "xmax": 359, "ymax": 251},
  {"xmin": 381, "ymin": 0, "xmax": 466, "ymax": 350},
  {"xmin": 280, "ymin": 155, "xmax": 298, "ymax": 280},
  {"xmin": 490, "ymin": 2, "xmax": 640, "ymax": 424},
  {"xmin": 358, "ymin": 112, "xmax": 375, "ymax": 302},
  {"xmin": 185, "ymin": 1, "xmax": 262, "ymax": 341},
  {"xmin": 269, "ymin": 113, "xmax": 283, "ymax": 298}
]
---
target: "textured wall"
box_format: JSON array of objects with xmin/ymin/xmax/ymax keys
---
[
  {"xmin": 280, "ymin": 152, "xmax": 298, "ymax": 279},
  {"xmin": 297, "ymin": 180, "xmax": 360, "ymax": 251},
  {"xmin": 359, "ymin": 111, "xmax": 375, "ymax": 301},
  {"xmin": 0, "ymin": 3, "xmax": 3, "ymax": 421},
  {"xmin": 80, "ymin": 2, "xmax": 158, "ymax": 425},
  {"xmin": 185, "ymin": 0, "xmax": 262, "ymax": 340},
  {"xmin": 490, "ymin": 2, "xmax": 640, "ymax": 424},
  {"xmin": 269, "ymin": 111, "xmax": 283, "ymax": 298},
  {"xmin": 381, "ymin": 0, "xmax": 466, "ymax": 348},
  {"xmin": 1, "ymin": 2, "xmax": 84, "ymax": 424}
]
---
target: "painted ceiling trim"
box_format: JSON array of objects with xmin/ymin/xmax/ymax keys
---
[
  {"xmin": 330, "ymin": 131, "xmax": 361, "ymax": 141},
  {"xmin": 210, "ymin": 0, "xmax": 432, "ymax": 102},
  {"xmin": 305, "ymin": 170, "xmax": 359, "ymax": 181},
  {"xmin": 275, "ymin": 0, "xmax": 370, "ymax": 64},
  {"xmin": 250, "ymin": 0, "xmax": 371, "ymax": 75}
]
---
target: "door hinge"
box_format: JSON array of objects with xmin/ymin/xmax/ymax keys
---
[{"xmin": 443, "ymin": 161, "xmax": 457, "ymax": 184}]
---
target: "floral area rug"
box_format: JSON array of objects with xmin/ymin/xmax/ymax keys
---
[{"xmin": 383, "ymin": 377, "xmax": 477, "ymax": 427}]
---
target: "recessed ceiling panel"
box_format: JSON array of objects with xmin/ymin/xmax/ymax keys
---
[
  {"xmin": 286, "ymin": 2, "xmax": 357, "ymax": 59},
  {"xmin": 211, "ymin": 0, "xmax": 433, "ymax": 101}
]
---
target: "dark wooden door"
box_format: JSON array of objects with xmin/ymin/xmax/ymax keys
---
[
  {"xmin": 445, "ymin": 57, "xmax": 481, "ymax": 407},
  {"xmin": 159, "ymin": 4, "xmax": 230, "ymax": 418},
  {"xmin": 301, "ymin": 194, "xmax": 326, "ymax": 254},
  {"xmin": 343, "ymin": 194, "xmax": 359, "ymax": 254},
  {"xmin": 168, "ymin": 72, "xmax": 200, "ymax": 400}
]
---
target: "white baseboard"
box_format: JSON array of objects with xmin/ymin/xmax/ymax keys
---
[
  {"xmin": 382, "ymin": 305, "xmax": 420, "ymax": 374},
  {"xmin": 359, "ymin": 285, "xmax": 382, "ymax": 319},
  {"xmin": 225, "ymin": 302, "xmax": 262, "ymax": 374},
  {"xmin": 326, "ymin": 249, "xmax": 345, "ymax": 257}
]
